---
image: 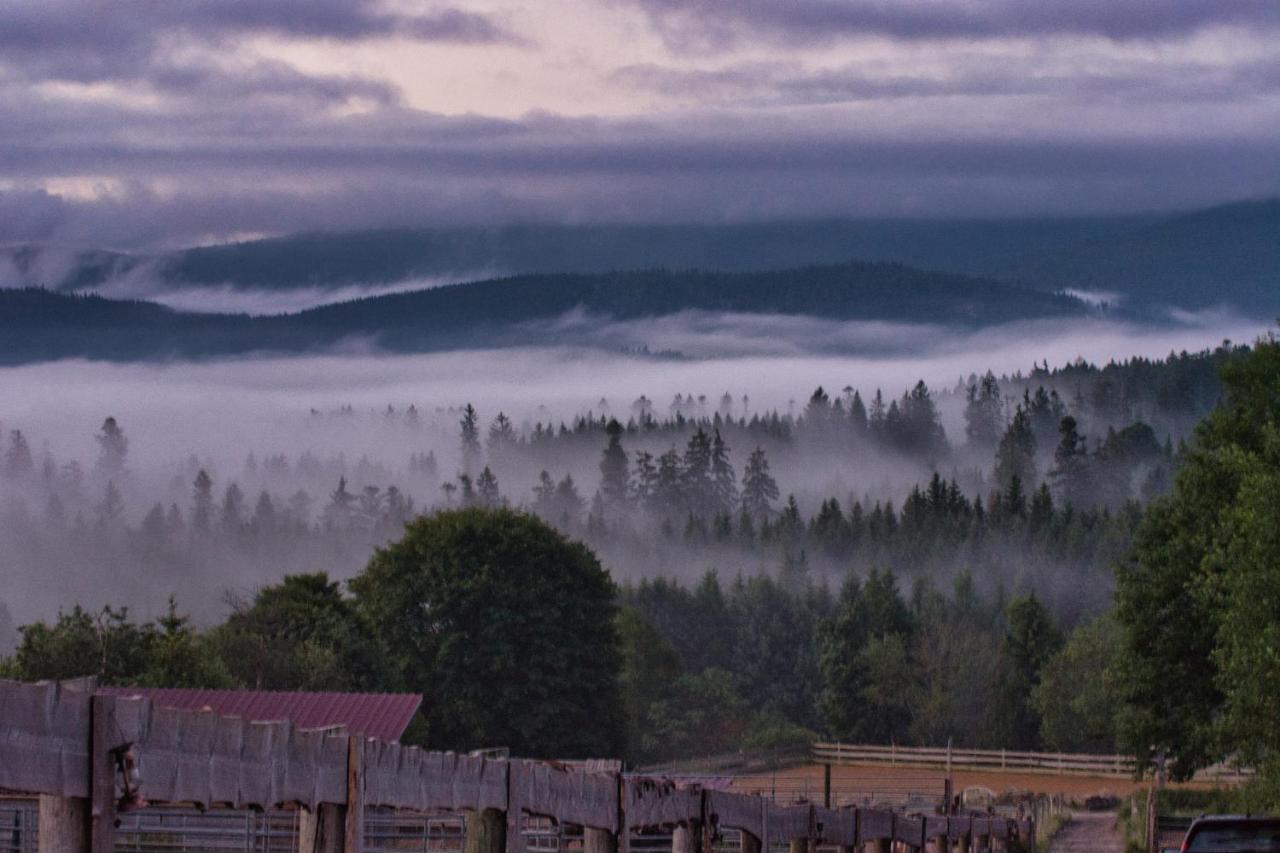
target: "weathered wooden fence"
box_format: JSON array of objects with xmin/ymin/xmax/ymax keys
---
[{"xmin": 0, "ymin": 680, "xmax": 1032, "ymax": 852}]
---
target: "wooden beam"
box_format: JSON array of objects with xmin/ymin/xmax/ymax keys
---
[{"xmin": 741, "ymin": 830, "xmax": 762, "ymax": 853}]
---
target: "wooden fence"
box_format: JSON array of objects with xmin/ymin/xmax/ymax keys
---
[
  {"xmin": 0, "ymin": 680, "xmax": 1033, "ymax": 852},
  {"xmin": 812, "ymin": 742, "xmax": 1251, "ymax": 783}
]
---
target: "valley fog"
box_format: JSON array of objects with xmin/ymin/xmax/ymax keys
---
[{"xmin": 0, "ymin": 313, "xmax": 1265, "ymax": 639}]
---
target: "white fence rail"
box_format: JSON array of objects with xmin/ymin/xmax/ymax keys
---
[{"xmin": 812, "ymin": 742, "xmax": 1252, "ymax": 783}]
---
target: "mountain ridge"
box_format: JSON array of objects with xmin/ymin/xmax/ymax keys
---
[{"xmin": 0, "ymin": 262, "xmax": 1089, "ymax": 364}]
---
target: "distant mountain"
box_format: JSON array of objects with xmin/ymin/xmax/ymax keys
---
[
  {"xmin": 999, "ymin": 199, "xmax": 1280, "ymax": 314},
  {"xmin": 151, "ymin": 219, "xmax": 1135, "ymax": 290},
  {"xmin": 0, "ymin": 263, "xmax": 1087, "ymax": 364},
  {"xmin": 4, "ymin": 199, "xmax": 1273, "ymax": 316},
  {"xmin": 4, "ymin": 218, "xmax": 1139, "ymax": 294}
]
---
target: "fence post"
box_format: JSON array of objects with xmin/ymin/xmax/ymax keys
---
[
  {"xmin": 299, "ymin": 805, "xmax": 346, "ymax": 853},
  {"xmin": 467, "ymin": 810, "xmax": 509, "ymax": 853},
  {"xmin": 345, "ymin": 737, "xmax": 364, "ymax": 853},
  {"xmin": 37, "ymin": 795, "xmax": 87, "ymax": 853},
  {"xmin": 89, "ymin": 695, "xmax": 116, "ymax": 853},
  {"xmin": 585, "ymin": 828, "xmax": 617, "ymax": 853},
  {"xmin": 823, "ymin": 764, "xmax": 832, "ymax": 809},
  {"xmin": 740, "ymin": 831, "xmax": 762, "ymax": 853},
  {"xmin": 673, "ymin": 821, "xmax": 701, "ymax": 853}
]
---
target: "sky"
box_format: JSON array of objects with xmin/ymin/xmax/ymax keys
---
[{"xmin": 1, "ymin": 0, "xmax": 1278, "ymax": 249}]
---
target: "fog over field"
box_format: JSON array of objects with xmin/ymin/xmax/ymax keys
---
[
  {"xmin": 0, "ymin": 312, "xmax": 1260, "ymax": 472},
  {"xmin": 0, "ymin": 310, "xmax": 1265, "ymax": 640}
]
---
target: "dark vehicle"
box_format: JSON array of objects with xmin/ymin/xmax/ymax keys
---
[{"xmin": 1181, "ymin": 816, "xmax": 1280, "ymax": 852}]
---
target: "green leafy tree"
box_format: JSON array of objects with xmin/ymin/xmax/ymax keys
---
[
  {"xmin": 642, "ymin": 668, "xmax": 750, "ymax": 762},
  {"xmin": 1115, "ymin": 335, "xmax": 1280, "ymax": 779},
  {"xmin": 351, "ymin": 508, "xmax": 623, "ymax": 757},
  {"xmin": 143, "ymin": 600, "xmax": 235, "ymax": 688},
  {"xmin": 988, "ymin": 594, "xmax": 1062, "ymax": 749},
  {"xmin": 1032, "ymin": 613, "xmax": 1120, "ymax": 753},
  {"xmin": 8, "ymin": 605, "xmax": 155, "ymax": 684},
  {"xmin": 213, "ymin": 573, "xmax": 392, "ymax": 691},
  {"xmin": 731, "ymin": 574, "xmax": 822, "ymax": 728},
  {"xmin": 819, "ymin": 570, "xmax": 915, "ymax": 742},
  {"xmin": 616, "ymin": 607, "xmax": 682, "ymax": 762}
]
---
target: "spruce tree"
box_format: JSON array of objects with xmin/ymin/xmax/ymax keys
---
[
  {"xmin": 94, "ymin": 416, "xmax": 128, "ymax": 479},
  {"xmin": 741, "ymin": 446, "xmax": 779, "ymax": 521},
  {"xmin": 1049, "ymin": 415, "xmax": 1093, "ymax": 507},
  {"xmin": 459, "ymin": 404, "xmax": 481, "ymax": 474},
  {"xmin": 476, "ymin": 466, "xmax": 501, "ymax": 507},
  {"xmin": 994, "ymin": 405, "xmax": 1037, "ymax": 490},
  {"xmin": 709, "ymin": 429, "xmax": 737, "ymax": 516},
  {"xmin": 599, "ymin": 419, "xmax": 630, "ymax": 510},
  {"xmin": 192, "ymin": 469, "xmax": 214, "ymax": 531}
]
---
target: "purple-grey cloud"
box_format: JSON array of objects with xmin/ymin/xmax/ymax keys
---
[
  {"xmin": 0, "ymin": 1, "xmax": 512, "ymax": 107},
  {"xmin": 617, "ymin": 0, "xmax": 1280, "ymax": 50},
  {"xmin": 610, "ymin": 56, "xmax": 1280, "ymax": 107},
  {"xmin": 0, "ymin": 1, "xmax": 514, "ymax": 52},
  {"xmin": 0, "ymin": 96, "xmax": 1275, "ymax": 249}
]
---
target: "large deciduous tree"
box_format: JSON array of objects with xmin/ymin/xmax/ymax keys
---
[{"xmin": 351, "ymin": 507, "xmax": 624, "ymax": 758}]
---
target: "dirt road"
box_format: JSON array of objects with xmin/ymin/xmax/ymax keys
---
[{"xmin": 1048, "ymin": 811, "xmax": 1125, "ymax": 853}]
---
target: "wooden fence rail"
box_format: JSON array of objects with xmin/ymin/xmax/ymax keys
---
[
  {"xmin": 812, "ymin": 742, "xmax": 1252, "ymax": 783},
  {"xmin": 0, "ymin": 679, "xmax": 1033, "ymax": 852}
]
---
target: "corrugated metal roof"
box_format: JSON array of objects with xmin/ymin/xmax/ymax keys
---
[{"xmin": 97, "ymin": 688, "xmax": 422, "ymax": 743}]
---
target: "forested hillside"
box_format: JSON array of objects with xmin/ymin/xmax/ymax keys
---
[
  {"xmin": 1002, "ymin": 198, "xmax": 1280, "ymax": 313},
  {"xmin": 0, "ymin": 264, "xmax": 1086, "ymax": 363},
  {"xmin": 0, "ymin": 342, "xmax": 1250, "ymax": 765},
  {"xmin": 5, "ymin": 199, "xmax": 1274, "ymax": 315}
]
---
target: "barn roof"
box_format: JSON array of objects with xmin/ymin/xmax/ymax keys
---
[{"xmin": 96, "ymin": 687, "xmax": 422, "ymax": 743}]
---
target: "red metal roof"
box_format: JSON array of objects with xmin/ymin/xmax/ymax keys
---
[{"xmin": 97, "ymin": 688, "xmax": 422, "ymax": 743}]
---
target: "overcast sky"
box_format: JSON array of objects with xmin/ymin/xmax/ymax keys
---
[{"xmin": 2, "ymin": 0, "xmax": 1278, "ymax": 249}]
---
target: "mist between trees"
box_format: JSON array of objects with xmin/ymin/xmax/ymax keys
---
[{"xmin": 0, "ymin": 344, "xmax": 1243, "ymax": 760}]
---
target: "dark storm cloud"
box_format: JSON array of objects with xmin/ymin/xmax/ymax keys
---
[
  {"xmin": 620, "ymin": 0, "xmax": 1280, "ymax": 50},
  {"xmin": 1, "ymin": 96, "xmax": 1275, "ymax": 248}
]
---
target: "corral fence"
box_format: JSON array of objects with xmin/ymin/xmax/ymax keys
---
[
  {"xmin": 812, "ymin": 743, "xmax": 1251, "ymax": 783},
  {"xmin": 0, "ymin": 679, "xmax": 1033, "ymax": 852}
]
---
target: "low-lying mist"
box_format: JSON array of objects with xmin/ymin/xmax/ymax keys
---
[
  {"xmin": 92, "ymin": 269, "xmax": 508, "ymax": 316},
  {"xmin": 0, "ymin": 311, "xmax": 1266, "ymax": 639}
]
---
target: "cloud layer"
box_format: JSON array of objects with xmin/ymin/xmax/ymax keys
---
[{"xmin": 0, "ymin": 0, "xmax": 1276, "ymax": 249}]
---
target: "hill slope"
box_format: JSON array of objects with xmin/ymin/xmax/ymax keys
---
[
  {"xmin": 5, "ymin": 199, "xmax": 1273, "ymax": 316},
  {"xmin": 1000, "ymin": 199, "xmax": 1280, "ymax": 313},
  {"xmin": 0, "ymin": 263, "xmax": 1087, "ymax": 364}
]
